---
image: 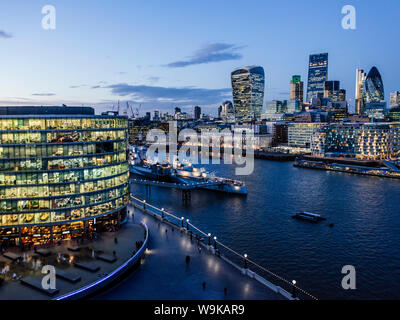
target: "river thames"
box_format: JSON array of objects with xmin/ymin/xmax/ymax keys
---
[{"xmin": 119, "ymin": 159, "xmax": 399, "ymax": 299}]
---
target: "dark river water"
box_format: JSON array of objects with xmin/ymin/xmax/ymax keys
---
[{"xmin": 126, "ymin": 159, "xmax": 400, "ymax": 300}]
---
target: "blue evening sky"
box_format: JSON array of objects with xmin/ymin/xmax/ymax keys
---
[{"xmin": 0, "ymin": 0, "xmax": 399, "ymax": 114}]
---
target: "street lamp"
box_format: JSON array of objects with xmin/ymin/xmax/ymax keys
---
[
  {"xmin": 213, "ymin": 236, "xmax": 217, "ymax": 250},
  {"xmin": 186, "ymin": 219, "xmax": 190, "ymax": 230},
  {"xmin": 161, "ymin": 208, "xmax": 165, "ymax": 220},
  {"xmin": 143, "ymin": 199, "xmax": 146, "ymax": 210},
  {"xmin": 181, "ymin": 217, "xmax": 184, "ymax": 228},
  {"xmin": 208, "ymin": 233, "xmax": 211, "ymax": 246},
  {"xmin": 292, "ymin": 280, "xmax": 297, "ymax": 298},
  {"xmin": 244, "ymin": 254, "xmax": 248, "ymax": 269}
]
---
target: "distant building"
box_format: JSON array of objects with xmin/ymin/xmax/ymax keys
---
[
  {"xmin": 220, "ymin": 101, "xmax": 235, "ymax": 123},
  {"xmin": 286, "ymin": 100, "xmax": 302, "ymax": 114},
  {"xmin": 194, "ymin": 106, "xmax": 201, "ymax": 120},
  {"xmin": 288, "ymin": 122, "xmax": 327, "ymax": 149},
  {"xmin": 290, "ymin": 75, "xmax": 304, "ymax": 102},
  {"xmin": 174, "ymin": 107, "xmax": 181, "ymax": 114},
  {"xmin": 153, "ymin": 110, "xmax": 160, "ymax": 121},
  {"xmin": 364, "ymin": 102, "xmax": 387, "ymax": 121},
  {"xmin": 355, "ymin": 69, "xmax": 367, "ymax": 114},
  {"xmin": 390, "ymin": 91, "xmax": 400, "ymax": 109},
  {"xmin": 312, "ymin": 123, "xmax": 400, "ymax": 160},
  {"xmin": 231, "ymin": 66, "xmax": 265, "ymax": 121},
  {"xmin": 307, "ymin": 53, "xmax": 328, "ymax": 102},
  {"xmin": 389, "ymin": 107, "xmax": 400, "ymax": 122}
]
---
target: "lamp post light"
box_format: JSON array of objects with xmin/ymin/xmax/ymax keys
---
[
  {"xmin": 244, "ymin": 254, "xmax": 248, "ymax": 269},
  {"xmin": 143, "ymin": 199, "xmax": 146, "ymax": 210},
  {"xmin": 292, "ymin": 280, "xmax": 297, "ymax": 298},
  {"xmin": 186, "ymin": 219, "xmax": 190, "ymax": 230},
  {"xmin": 208, "ymin": 233, "xmax": 211, "ymax": 246},
  {"xmin": 161, "ymin": 208, "xmax": 165, "ymax": 220},
  {"xmin": 213, "ymin": 236, "xmax": 217, "ymax": 250},
  {"xmin": 181, "ymin": 217, "xmax": 184, "ymax": 228}
]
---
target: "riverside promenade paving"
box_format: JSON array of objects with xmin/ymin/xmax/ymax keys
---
[{"xmin": 97, "ymin": 204, "xmax": 284, "ymax": 300}]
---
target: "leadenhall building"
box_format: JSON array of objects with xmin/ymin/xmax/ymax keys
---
[{"xmin": 0, "ymin": 106, "xmax": 130, "ymax": 247}]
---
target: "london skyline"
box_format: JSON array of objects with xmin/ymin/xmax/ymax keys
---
[{"xmin": 0, "ymin": 0, "xmax": 399, "ymax": 114}]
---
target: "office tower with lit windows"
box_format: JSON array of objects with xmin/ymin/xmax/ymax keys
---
[
  {"xmin": 231, "ymin": 66, "xmax": 265, "ymax": 121},
  {"xmin": 290, "ymin": 75, "xmax": 304, "ymax": 102},
  {"xmin": 306, "ymin": 53, "xmax": 328, "ymax": 102},
  {"xmin": 324, "ymin": 81, "xmax": 340, "ymax": 101},
  {"xmin": 362, "ymin": 66, "xmax": 386, "ymax": 120},
  {"xmin": 362, "ymin": 66, "xmax": 384, "ymax": 106},
  {"xmin": 355, "ymin": 69, "xmax": 367, "ymax": 114},
  {"xmin": 0, "ymin": 106, "xmax": 129, "ymax": 247}
]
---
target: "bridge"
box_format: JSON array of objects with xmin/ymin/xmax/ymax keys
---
[{"xmin": 130, "ymin": 178, "xmax": 224, "ymax": 203}]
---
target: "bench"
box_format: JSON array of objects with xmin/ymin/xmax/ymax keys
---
[
  {"xmin": 56, "ymin": 269, "xmax": 81, "ymax": 283},
  {"xmin": 97, "ymin": 254, "xmax": 117, "ymax": 263},
  {"xmin": 73, "ymin": 261, "xmax": 100, "ymax": 272},
  {"xmin": 21, "ymin": 277, "xmax": 59, "ymax": 296},
  {"xmin": 3, "ymin": 252, "xmax": 22, "ymax": 261}
]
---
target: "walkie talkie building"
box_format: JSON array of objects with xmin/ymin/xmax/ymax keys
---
[{"xmin": 231, "ymin": 66, "xmax": 265, "ymax": 122}]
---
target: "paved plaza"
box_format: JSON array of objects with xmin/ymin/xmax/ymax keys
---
[
  {"xmin": 0, "ymin": 218, "xmax": 145, "ymax": 300},
  {"xmin": 97, "ymin": 204, "xmax": 284, "ymax": 300}
]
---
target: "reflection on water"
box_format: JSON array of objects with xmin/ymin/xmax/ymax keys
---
[{"xmin": 130, "ymin": 159, "xmax": 400, "ymax": 299}]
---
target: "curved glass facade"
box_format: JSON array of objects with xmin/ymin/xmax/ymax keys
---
[
  {"xmin": 362, "ymin": 66, "xmax": 384, "ymax": 106},
  {"xmin": 231, "ymin": 66, "xmax": 265, "ymax": 122},
  {"xmin": 0, "ymin": 113, "xmax": 130, "ymax": 247}
]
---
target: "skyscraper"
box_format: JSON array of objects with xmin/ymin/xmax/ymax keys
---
[
  {"xmin": 231, "ymin": 66, "xmax": 265, "ymax": 121},
  {"xmin": 355, "ymin": 69, "xmax": 367, "ymax": 114},
  {"xmin": 362, "ymin": 66, "xmax": 384, "ymax": 106},
  {"xmin": 307, "ymin": 53, "xmax": 328, "ymax": 102},
  {"xmin": 194, "ymin": 106, "xmax": 201, "ymax": 120},
  {"xmin": 290, "ymin": 75, "xmax": 304, "ymax": 102}
]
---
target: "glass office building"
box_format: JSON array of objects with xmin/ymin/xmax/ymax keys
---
[
  {"xmin": 362, "ymin": 66, "xmax": 384, "ymax": 106},
  {"xmin": 231, "ymin": 66, "xmax": 265, "ymax": 122},
  {"xmin": 306, "ymin": 53, "xmax": 328, "ymax": 102},
  {"xmin": 311, "ymin": 123, "xmax": 400, "ymax": 160},
  {"xmin": 0, "ymin": 107, "xmax": 130, "ymax": 247}
]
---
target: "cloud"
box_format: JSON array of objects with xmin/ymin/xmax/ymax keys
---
[
  {"xmin": 164, "ymin": 42, "xmax": 244, "ymax": 68},
  {"xmin": 0, "ymin": 30, "xmax": 12, "ymax": 39},
  {"xmin": 70, "ymin": 84, "xmax": 87, "ymax": 88},
  {"xmin": 32, "ymin": 93, "xmax": 56, "ymax": 96},
  {"xmin": 147, "ymin": 76, "xmax": 160, "ymax": 83},
  {"xmin": 101, "ymin": 83, "xmax": 231, "ymax": 105}
]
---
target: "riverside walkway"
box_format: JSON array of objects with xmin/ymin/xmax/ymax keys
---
[{"xmin": 97, "ymin": 202, "xmax": 286, "ymax": 300}]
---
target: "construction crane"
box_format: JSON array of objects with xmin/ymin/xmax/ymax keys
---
[
  {"xmin": 135, "ymin": 104, "xmax": 141, "ymax": 118},
  {"xmin": 127, "ymin": 102, "xmax": 135, "ymax": 119}
]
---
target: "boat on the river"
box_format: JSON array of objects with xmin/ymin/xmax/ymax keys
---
[{"xmin": 292, "ymin": 211, "xmax": 326, "ymax": 222}]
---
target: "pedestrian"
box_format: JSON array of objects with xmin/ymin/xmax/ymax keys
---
[
  {"xmin": 113, "ymin": 250, "xmax": 116, "ymax": 257},
  {"xmin": 114, "ymin": 237, "xmax": 118, "ymax": 244},
  {"xmin": 224, "ymin": 288, "xmax": 227, "ymax": 296},
  {"xmin": 202, "ymin": 281, "xmax": 206, "ymax": 290},
  {"xmin": 185, "ymin": 255, "xmax": 190, "ymax": 264}
]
